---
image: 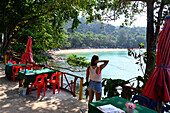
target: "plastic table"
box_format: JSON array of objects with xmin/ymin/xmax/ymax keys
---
[
  {"xmin": 88, "ymin": 96, "xmax": 157, "ymax": 113},
  {"xmin": 18, "ymin": 68, "xmax": 56, "ymax": 94},
  {"xmin": 5, "ymin": 64, "xmax": 30, "ymax": 79}
]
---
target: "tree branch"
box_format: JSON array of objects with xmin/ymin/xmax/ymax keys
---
[
  {"xmin": 9, "ymin": 16, "xmax": 38, "ymax": 41},
  {"xmin": 118, "ymin": 0, "xmax": 147, "ymax": 4},
  {"xmin": 116, "ymin": 0, "xmax": 147, "ymax": 13},
  {"xmin": 46, "ymin": 64, "xmax": 86, "ymax": 72},
  {"xmin": 154, "ymin": 0, "xmax": 164, "ymax": 44},
  {"xmin": 6, "ymin": 54, "xmax": 85, "ymax": 73}
]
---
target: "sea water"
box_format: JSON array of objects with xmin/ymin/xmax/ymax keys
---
[{"xmin": 53, "ymin": 51, "xmax": 145, "ymax": 80}]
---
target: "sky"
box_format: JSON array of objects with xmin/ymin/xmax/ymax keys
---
[
  {"xmin": 104, "ymin": 13, "xmax": 147, "ymax": 27},
  {"xmin": 101, "ymin": 3, "xmax": 148, "ymax": 28}
]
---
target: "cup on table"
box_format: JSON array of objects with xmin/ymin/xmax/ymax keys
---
[
  {"xmin": 125, "ymin": 103, "xmax": 136, "ymax": 113},
  {"xmin": 23, "ymin": 69, "xmax": 28, "ymax": 73}
]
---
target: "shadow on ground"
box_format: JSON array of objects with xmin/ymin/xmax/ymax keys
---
[{"xmin": 0, "ymin": 63, "xmax": 88, "ymax": 113}]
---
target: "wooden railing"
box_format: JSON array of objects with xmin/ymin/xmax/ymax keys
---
[
  {"xmin": 121, "ymin": 77, "xmax": 144, "ymax": 100},
  {"xmin": 38, "ymin": 65, "xmax": 84, "ymax": 100},
  {"xmin": 61, "ymin": 72, "xmax": 84, "ymax": 100},
  {"xmin": 121, "ymin": 85, "xmax": 143, "ymax": 99}
]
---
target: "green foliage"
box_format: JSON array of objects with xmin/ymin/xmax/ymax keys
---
[
  {"xmin": 0, "ymin": 0, "xmax": 97, "ymax": 55},
  {"xmin": 91, "ymin": 1, "xmax": 146, "ymax": 27},
  {"xmin": 8, "ymin": 43, "xmax": 26, "ymax": 56},
  {"xmin": 63, "ymin": 19, "xmax": 146, "ymax": 49},
  {"xmin": 136, "ymin": 76, "xmax": 146, "ymax": 89},
  {"xmin": 101, "ymin": 75, "xmax": 146, "ymax": 100},
  {"xmin": 33, "ymin": 55, "xmax": 48, "ymax": 63},
  {"xmin": 7, "ymin": 10, "xmax": 66, "ymax": 62},
  {"xmin": 66, "ymin": 54, "xmax": 90, "ymax": 68},
  {"xmin": 102, "ymin": 78, "xmax": 129, "ymax": 98},
  {"xmin": 128, "ymin": 43, "xmax": 146, "ymax": 75},
  {"xmin": 122, "ymin": 76, "xmax": 146, "ymax": 100}
]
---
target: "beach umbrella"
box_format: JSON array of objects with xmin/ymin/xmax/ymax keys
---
[
  {"xmin": 143, "ymin": 16, "xmax": 170, "ymax": 112},
  {"xmin": 21, "ymin": 37, "xmax": 34, "ymax": 63},
  {"xmin": 20, "ymin": 37, "xmax": 34, "ymax": 89}
]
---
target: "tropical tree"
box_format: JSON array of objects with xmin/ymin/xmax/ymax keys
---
[
  {"xmin": 0, "ymin": 0, "xmax": 92, "ymax": 55},
  {"xmin": 117, "ymin": 29, "xmax": 128, "ymax": 47}
]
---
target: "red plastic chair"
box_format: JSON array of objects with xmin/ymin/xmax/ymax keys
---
[
  {"xmin": 47, "ymin": 72, "xmax": 61, "ymax": 94},
  {"xmin": 21, "ymin": 65, "xmax": 33, "ymax": 71},
  {"xmin": 42, "ymin": 74, "xmax": 48, "ymax": 89},
  {"xmin": 33, "ymin": 66, "xmax": 40, "ymax": 70},
  {"xmin": 24, "ymin": 64, "xmax": 33, "ymax": 70},
  {"xmin": 19, "ymin": 61, "xmax": 26, "ymax": 64},
  {"xmin": 12, "ymin": 65, "xmax": 22, "ymax": 82},
  {"xmin": 29, "ymin": 75, "xmax": 46, "ymax": 98},
  {"xmin": 8, "ymin": 60, "xmax": 16, "ymax": 64}
]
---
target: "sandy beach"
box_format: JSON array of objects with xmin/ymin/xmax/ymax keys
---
[
  {"xmin": 47, "ymin": 48, "xmax": 145, "ymax": 62},
  {"xmin": 0, "ymin": 62, "xmax": 88, "ymax": 113},
  {"xmin": 51, "ymin": 48, "xmax": 129, "ymax": 54}
]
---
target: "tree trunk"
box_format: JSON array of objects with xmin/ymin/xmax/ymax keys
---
[
  {"xmin": 145, "ymin": 1, "xmax": 156, "ymax": 80},
  {"xmin": 2, "ymin": 28, "xmax": 9, "ymax": 55},
  {"xmin": 3, "ymin": 42, "xmax": 9, "ymax": 55}
]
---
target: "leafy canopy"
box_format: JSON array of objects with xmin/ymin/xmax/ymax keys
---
[{"xmin": 66, "ymin": 54, "xmax": 90, "ymax": 68}]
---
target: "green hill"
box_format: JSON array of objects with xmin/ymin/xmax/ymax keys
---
[{"xmin": 62, "ymin": 17, "xmax": 146, "ymax": 49}]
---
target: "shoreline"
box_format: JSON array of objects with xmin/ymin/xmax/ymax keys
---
[
  {"xmin": 47, "ymin": 48, "xmax": 146, "ymax": 62},
  {"xmin": 48, "ymin": 48, "xmax": 146, "ymax": 55}
]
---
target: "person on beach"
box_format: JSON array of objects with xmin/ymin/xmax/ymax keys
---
[{"xmin": 86, "ymin": 54, "xmax": 109, "ymax": 103}]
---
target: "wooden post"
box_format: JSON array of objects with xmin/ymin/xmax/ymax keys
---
[
  {"xmin": 79, "ymin": 78, "xmax": 84, "ymax": 100},
  {"xmin": 39, "ymin": 67, "xmax": 43, "ymax": 69},
  {"xmin": 71, "ymin": 80, "xmax": 73, "ymax": 89},
  {"xmin": 61, "ymin": 72, "xmax": 63, "ymax": 88},
  {"xmin": 137, "ymin": 79, "xmax": 140, "ymax": 94},
  {"xmin": 158, "ymin": 102, "xmax": 162, "ymax": 113},
  {"xmin": 4, "ymin": 54, "xmax": 7, "ymax": 64}
]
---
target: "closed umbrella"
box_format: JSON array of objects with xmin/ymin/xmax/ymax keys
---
[
  {"xmin": 143, "ymin": 16, "xmax": 170, "ymax": 112},
  {"xmin": 20, "ymin": 37, "xmax": 34, "ymax": 91},
  {"xmin": 21, "ymin": 37, "xmax": 34, "ymax": 63}
]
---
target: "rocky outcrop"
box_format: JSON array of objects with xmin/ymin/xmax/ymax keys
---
[{"xmin": 43, "ymin": 50, "xmax": 66, "ymax": 62}]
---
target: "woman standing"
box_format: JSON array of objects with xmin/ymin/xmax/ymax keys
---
[{"xmin": 86, "ymin": 54, "xmax": 109, "ymax": 103}]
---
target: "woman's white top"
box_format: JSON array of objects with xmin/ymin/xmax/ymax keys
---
[{"xmin": 89, "ymin": 66, "xmax": 102, "ymax": 82}]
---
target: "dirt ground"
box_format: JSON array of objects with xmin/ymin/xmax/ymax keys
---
[{"xmin": 0, "ymin": 62, "xmax": 88, "ymax": 113}]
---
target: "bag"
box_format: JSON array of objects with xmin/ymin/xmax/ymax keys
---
[{"xmin": 19, "ymin": 87, "xmax": 27, "ymax": 95}]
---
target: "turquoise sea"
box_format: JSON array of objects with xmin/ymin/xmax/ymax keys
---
[{"xmin": 51, "ymin": 50, "xmax": 145, "ymax": 81}]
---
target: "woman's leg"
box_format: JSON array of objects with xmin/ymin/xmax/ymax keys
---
[
  {"xmin": 95, "ymin": 92, "xmax": 102, "ymax": 101},
  {"xmin": 88, "ymin": 91, "xmax": 94, "ymax": 103}
]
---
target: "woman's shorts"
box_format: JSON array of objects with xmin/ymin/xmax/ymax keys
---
[{"xmin": 87, "ymin": 80, "xmax": 102, "ymax": 93}]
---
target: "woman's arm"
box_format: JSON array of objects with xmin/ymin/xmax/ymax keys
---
[
  {"xmin": 95, "ymin": 60, "xmax": 109, "ymax": 71},
  {"xmin": 86, "ymin": 66, "xmax": 90, "ymax": 82}
]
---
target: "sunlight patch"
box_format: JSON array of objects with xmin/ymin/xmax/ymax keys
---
[
  {"xmin": 31, "ymin": 102, "xmax": 48, "ymax": 109},
  {"xmin": 18, "ymin": 107, "xmax": 25, "ymax": 110},
  {"xmin": 2, "ymin": 103, "xmax": 11, "ymax": 108},
  {"xmin": 72, "ymin": 107, "xmax": 80, "ymax": 112},
  {"xmin": 0, "ymin": 92, "xmax": 7, "ymax": 99}
]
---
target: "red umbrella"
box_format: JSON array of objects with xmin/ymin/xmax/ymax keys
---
[
  {"xmin": 20, "ymin": 37, "xmax": 34, "ymax": 92},
  {"xmin": 143, "ymin": 17, "xmax": 170, "ymax": 112},
  {"xmin": 21, "ymin": 37, "xmax": 34, "ymax": 63}
]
